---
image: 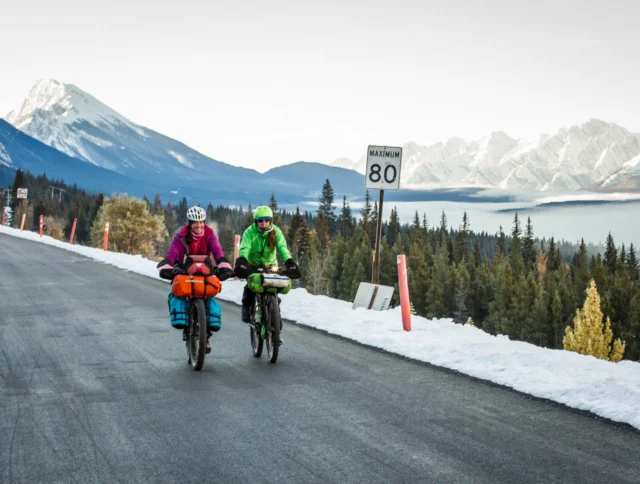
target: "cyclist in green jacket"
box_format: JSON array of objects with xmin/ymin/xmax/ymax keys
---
[{"xmin": 234, "ymin": 206, "xmax": 301, "ymax": 334}]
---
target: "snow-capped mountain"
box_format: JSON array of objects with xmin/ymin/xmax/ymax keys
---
[
  {"xmin": 0, "ymin": 119, "xmax": 145, "ymax": 194},
  {"xmin": 2, "ymin": 79, "xmax": 368, "ymax": 205},
  {"xmin": 599, "ymin": 153, "xmax": 640, "ymax": 189},
  {"xmin": 333, "ymin": 120, "xmax": 640, "ymax": 191},
  {"xmin": 4, "ymin": 79, "xmax": 261, "ymax": 187}
]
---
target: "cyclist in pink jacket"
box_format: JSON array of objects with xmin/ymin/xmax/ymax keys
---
[{"xmin": 157, "ymin": 206, "xmax": 232, "ymax": 278}]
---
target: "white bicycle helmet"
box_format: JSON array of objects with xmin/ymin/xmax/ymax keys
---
[{"xmin": 186, "ymin": 206, "xmax": 207, "ymax": 222}]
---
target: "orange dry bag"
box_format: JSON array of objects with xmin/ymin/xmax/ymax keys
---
[{"xmin": 171, "ymin": 274, "xmax": 222, "ymax": 298}]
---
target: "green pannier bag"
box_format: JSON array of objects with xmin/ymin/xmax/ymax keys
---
[{"xmin": 248, "ymin": 273, "xmax": 291, "ymax": 295}]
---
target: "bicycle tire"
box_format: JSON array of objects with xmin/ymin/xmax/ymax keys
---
[
  {"xmin": 266, "ymin": 294, "xmax": 280, "ymax": 364},
  {"xmin": 189, "ymin": 298, "xmax": 207, "ymax": 371},
  {"xmin": 250, "ymin": 297, "xmax": 263, "ymax": 358}
]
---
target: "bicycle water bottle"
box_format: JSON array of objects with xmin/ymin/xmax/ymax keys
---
[{"xmin": 256, "ymin": 304, "xmax": 262, "ymax": 323}]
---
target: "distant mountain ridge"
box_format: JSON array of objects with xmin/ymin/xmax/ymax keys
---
[
  {"xmin": 2, "ymin": 79, "xmax": 365, "ymax": 204},
  {"xmin": 332, "ymin": 120, "xmax": 640, "ymax": 191},
  {"xmin": 7, "ymin": 79, "xmax": 640, "ymax": 198}
]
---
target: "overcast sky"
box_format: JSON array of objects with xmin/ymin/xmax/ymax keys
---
[{"xmin": 1, "ymin": 0, "xmax": 638, "ymax": 172}]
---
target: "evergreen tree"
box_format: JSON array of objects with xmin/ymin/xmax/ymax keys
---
[
  {"xmin": 547, "ymin": 237, "xmax": 559, "ymax": 272},
  {"xmin": 571, "ymin": 237, "xmax": 591, "ymax": 304},
  {"xmin": 454, "ymin": 263, "xmax": 471, "ymax": 323},
  {"xmin": 627, "ymin": 243, "xmax": 639, "ymax": 281},
  {"xmin": 176, "ymin": 197, "xmax": 188, "ymax": 222},
  {"xmin": 410, "ymin": 211, "xmax": 422, "ymax": 242},
  {"xmin": 360, "ymin": 190, "xmax": 373, "ymax": 243},
  {"xmin": 454, "ymin": 211, "xmax": 471, "ymax": 263},
  {"xmin": 244, "ymin": 203, "xmax": 255, "ymax": 226},
  {"xmin": 206, "ymin": 203, "xmax": 215, "ymax": 222},
  {"xmin": 318, "ymin": 179, "xmax": 337, "ymax": 236},
  {"xmin": 604, "ymin": 232, "xmax": 617, "ymax": 274},
  {"xmin": 528, "ymin": 281, "xmax": 549, "ymax": 346},
  {"xmin": 447, "ymin": 237, "xmax": 455, "ymax": 265},
  {"xmin": 89, "ymin": 193, "xmax": 105, "ymax": 225},
  {"xmin": 564, "ymin": 280, "xmax": 625, "ymax": 362},
  {"xmin": 426, "ymin": 266, "xmax": 445, "ymax": 318},
  {"xmin": 485, "ymin": 261, "xmax": 513, "ymax": 335},
  {"xmin": 439, "ymin": 211, "xmax": 448, "ymax": 242},
  {"xmin": 509, "ymin": 213, "xmax": 524, "ymax": 279},
  {"xmin": 338, "ymin": 195, "xmax": 355, "ymax": 240},
  {"xmin": 269, "ymin": 193, "xmax": 279, "ymax": 225},
  {"xmin": 496, "ymin": 225, "xmax": 507, "ymax": 259},
  {"xmin": 550, "ymin": 289, "xmax": 564, "ymax": 349},
  {"xmin": 387, "ymin": 206, "xmax": 401, "ymax": 247},
  {"xmin": 294, "ymin": 218, "xmax": 310, "ymax": 261},
  {"xmin": 522, "ymin": 216, "xmax": 537, "ymax": 271},
  {"xmin": 151, "ymin": 192, "xmax": 163, "ymax": 215},
  {"xmin": 330, "ymin": 235, "xmax": 348, "ymax": 298},
  {"xmin": 473, "ymin": 239, "xmax": 481, "ymax": 268},
  {"xmin": 471, "ymin": 262, "xmax": 490, "ymax": 326},
  {"xmin": 288, "ymin": 207, "xmax": 304, "ymax": 250},
  {"xmin": 407, "ymin": 240, "xmax": 430, "ymax": 315},
  {"xmin": 626, "ymin": 288, "xmax": 640, "ymax": 360},
  {"xmin": 608, "ymin": 265, "xmax": 632, "ymax": 340},
  {"xmin": 591, "ymin": 254, "xmax": 607, "ymax": 295},
  {"xmin": 314, "ymin": 211, "xmax": 330, "ymax": 250}
]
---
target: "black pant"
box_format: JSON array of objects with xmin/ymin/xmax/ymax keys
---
[
  {"xmin": 242, "ymin": 284, "xmax": 255, "ymax": 309},
  {"xmin": 242, "ymin": 286, "xmax": 282, "ymax": 313}
]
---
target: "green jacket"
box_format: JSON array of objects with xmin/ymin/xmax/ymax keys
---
[{"xmin": 238, "ymin": 223, "xmax": 292, "ymax": 267}]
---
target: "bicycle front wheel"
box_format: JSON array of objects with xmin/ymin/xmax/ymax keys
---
[
  {"xmin": 265, "ymin": 294, "xmax": 280, "ymax": 364},
  {"xmin": 188, "ymin": 298, "xmax": 207, "ymax": 371},
  {"xmin": 250, "ymin": 298, "xmax": 263, "ymax": 358}
]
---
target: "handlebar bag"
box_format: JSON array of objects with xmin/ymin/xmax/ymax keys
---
[
  {"xmin": 247, "ymin": 273, "xmax": 291, "ymax": 294},
  {"xmin": 172, "ymin": 274, "xmax": 222, "ymax": 298}
]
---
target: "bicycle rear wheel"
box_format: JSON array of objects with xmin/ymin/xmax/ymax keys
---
[
  {"xmin": 265, "ymin": 294, "xmax": 280, "ymax": 364},
  {"xmin": 187, "ymin": 298, "xmax": 207, "ymax": 371}
]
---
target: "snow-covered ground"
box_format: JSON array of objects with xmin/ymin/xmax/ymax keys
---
[{"xmin": 2, "ymin": 224, "xmax": 639, "ymax": 431}]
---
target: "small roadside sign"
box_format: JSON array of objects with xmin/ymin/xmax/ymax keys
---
[
  {"xmin": 17, "ymin": 188, "xmax": 28, "ymax": 199},
  {"xmin": 365, "ymin": 146, "xmax": 402, "ymax": 191},
  {"xmin": 353, "ymin": 282, "xmax": 394, "ymax": 311}
]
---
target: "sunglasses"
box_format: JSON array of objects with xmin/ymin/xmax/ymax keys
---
[{"xmin": 255, "ymin": 217, "xmax": 272, "ymax": 223}]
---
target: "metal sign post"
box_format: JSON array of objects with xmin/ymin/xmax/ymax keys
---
[{"xmin": 365, "ymin": 145, "xmax": 402, "ymax": 284}]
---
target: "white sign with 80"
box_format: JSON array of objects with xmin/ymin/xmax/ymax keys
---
[{"xmin": 365, "ymin": 146, "xmax": 402, "ymax": 191}]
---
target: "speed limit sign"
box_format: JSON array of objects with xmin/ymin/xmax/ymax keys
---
[{"xmin": 365, "ymin": 146, "xmax": 402, "ymax": 190}]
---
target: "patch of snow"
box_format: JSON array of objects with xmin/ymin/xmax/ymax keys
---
[{"xmin": 168, "ymin": 150, "xmax": 194, "ymax": 168}]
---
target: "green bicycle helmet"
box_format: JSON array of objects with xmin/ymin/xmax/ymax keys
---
[{"xmin": 253, "ymin": 206, "xmax": 273, "ymax": 220}]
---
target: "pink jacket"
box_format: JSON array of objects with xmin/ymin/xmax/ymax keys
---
[{"xmin": 164, "ymin": 224, "xmax": 225, "ymax": 265}]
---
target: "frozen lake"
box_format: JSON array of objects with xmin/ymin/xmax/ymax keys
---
[{"xmin": 295, "ymin": 189, "xmax": 640, "ymax": 248}]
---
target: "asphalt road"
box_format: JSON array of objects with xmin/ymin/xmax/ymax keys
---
[{"xmin": 1, "ymin": 233, "xmax": 639, "ymax": 484}]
